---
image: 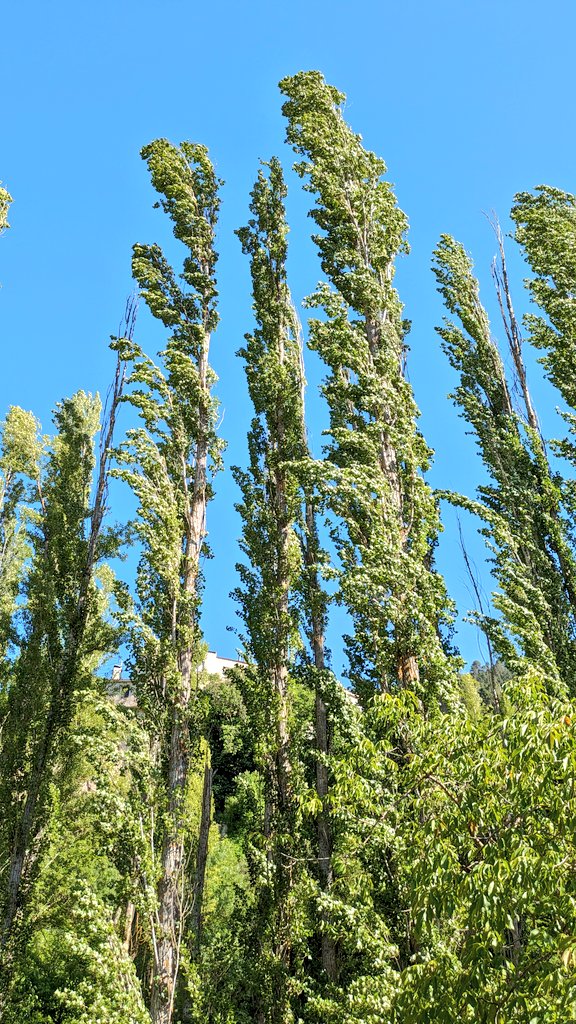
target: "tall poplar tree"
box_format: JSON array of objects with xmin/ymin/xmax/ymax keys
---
[
  {"xmin": 117, "ymin": 138, "xmax": 222, "ymax": 1024},
  {"xmin": 0, "ymin": 369, "xmax": 126, "ymax": 962},
  {"xmin": 279, "ymin": 71, "xmax": 457, "ymax": 705},
  {"xmin": 235, "ymin": 158, "xmax": 310, "ymax": 1022},
  {"xmin": 235, "ymin": 157, "xmax": 338, "ymax": 1010},
  {"xmin": 432, "ymin": 234, "xmax": 576, "ymax": 691},
  {"xmin": 275, "ymin": 75, "xmax": 468, "ymax": 1020},
  {"xmin": 235, "ymin": 158, "xmax": 304, "ymax": 814}
]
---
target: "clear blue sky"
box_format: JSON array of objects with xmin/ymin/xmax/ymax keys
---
[{"xmin": 1, "ymin": 0, "xmax": 575, "ymax": 674}]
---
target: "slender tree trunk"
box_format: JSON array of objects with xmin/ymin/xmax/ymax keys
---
[
  {"xmin": 191, "ymin": 746, "xmax": 212, "ymax": 947},
  {"xmin": 150, "ymin": 329, "xmax": 210, "ymax": 1024},
  {"xmin": 492, "ymin": 223, "xmax": 540, "ymax": 435},
  {"xmin": 493, "ymin": 230, "xmax": 576, "ymax": 615},
  {"xmin": 296, "ymin": 317, "xmax": 337, "ymax": 980},
  {"xmin": 311, "ymin": 614, "xmax": 337, "ymax": 981},
  {"xmin": 263, "ymin": 755, "xmax": 274, "ymax": 850},
  {"xmin": 273, "ymin": 659, "xmax": 291, "ymax": 811},
  {"xmin": 123, "ymin": 900, "xmax": 136, "ymax": 954},
  {"xmin": 273, "ymin": 327, "xmax": 293, "ymax": 813},
  {"xmin": 150, "ymin": 713, "xmax": 190, "ymax": 1024}
]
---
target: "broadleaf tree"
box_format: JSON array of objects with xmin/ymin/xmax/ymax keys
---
[
  {"xmin": 432, "ymin": 234, "xmax": 576, "ymax": 693},
  {"xmin": 0, "ymin": 353, "xmax": 128, "ymax": 979},
  {"xmin": 116, "ymin": 137, "xmax": 223, "ymax": 1024},
  {"xmin": 280, "ymin": 71, "xmax": 458, "ymax": 707}
]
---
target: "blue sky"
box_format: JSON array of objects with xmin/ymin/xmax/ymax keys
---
[{"xmin": 1, "ymin": 0, "xmax": 575, "ymax": 674}]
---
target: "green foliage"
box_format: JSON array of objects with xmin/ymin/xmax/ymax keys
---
[
  {"xmin": 117, "ymin": 138, "xmax": 223, "ymax": 715},
  {"xmin": 234, "ymin": 155, "xmax": 340, "ymax": 1021},
  {"xmin": 4, "ymin": 896, "xmax": 147, "ymax": 1024},
  {"xmin": 0, "ymin": 184, "xmax": 11, "ymax": 234},
  {"xmin": 512, "ymin": 186, "xmax": 576, "ymax": 412},
  {"xmin": 2, "ymin": 691, "xmax": 150, "ymax": 1022},
  {"xmin": 392, "ymin": 672, "xmax": 576, "ymax": 1022},
  {"xmin": 115, "ymin": 137, "xmax": 224, "ymax": 1020},
  {"xmin": 0, "ymin": 407, "xmax": 43, "ymax": 679},
  {"xmin": 280, "ymin": 71, "xmax": 458, "ymax": 706},
  {"xmin": 0, "ymin": 392, "xmax": 123, "ymax": 950},
  {"xmin": 511, "ymin": 186, "xmax": 576, "ymax": 561},
  {"xmin": 182, "ymin": 834, "xmax": 252, "ymax": 1024},
  {"xmin": 470, "ymin": 659, "xmax": 512, "ymax": 709},
  {"xmin": 234, "ymin": 156, "xmax": 306, "ymax": 687},
  {"xmin": 136, "ymin": 139, "xmax": 219, "ymax": 333},
  {"xmin": 5, "ymin": 69, "xmax": 576, "ymax": 1024},
  {"xmin": 458, "ymin": 673, "xmax": 484, "ymax": 721},
  {"xmin": 433, "ymin": 235, "xmax": 576, "ymax": 692}
]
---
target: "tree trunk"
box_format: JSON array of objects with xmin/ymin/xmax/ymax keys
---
[
  {"xmin": 312, "ymin": 629, "xmax": 337, "ymax": 974},
  {"xmin": 297, "ymin": 322, "xmax": 337, "ymax": 979},
  {"xmin": 314, "ymin": 662, "xmax": 337, "ymax": 981},
  {"xmin": 123, "ymin": 900, "xmax": 136, "ymax": 954},
  {"xmin": 273, "ymin": 661, "xmax": 291, "ymax": 812},
  {"xmin": 493, "ymin": 231, "xmax": 576, "ymax": 617},
  {"xmin": 191, "ymin": 747, "xmax": 212, "ymax": 947},
  {"xmin": 302, "ymin": 494, "xmax": 337, "ymax": 978},
  {"xmin": 150, "ymin": 329, "xmax": 210, "ymax": 1024},
  {"xmin": 397, "ymin": 654, "xmax": 420, "ymax": 688},
  {"xmin": 150, "ymin": 714, "xmax": 190, "ymax": 1024},
  {"xmin": 272, "ymin": 322, "xmax": 293, "ymax": 814}
]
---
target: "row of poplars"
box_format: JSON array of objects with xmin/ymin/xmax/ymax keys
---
[{"xmin": 1, "ymin": 70, "xmax": 576, "ymax": 1024}]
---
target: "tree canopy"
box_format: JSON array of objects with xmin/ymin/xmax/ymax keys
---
[{"xmin": 2, "ymin": 72, "xmax": 576, "ymax": 1024}]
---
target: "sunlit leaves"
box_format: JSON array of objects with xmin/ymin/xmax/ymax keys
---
[{"xmin": 0, "ymin": 185, "xmax": 11, "ymax": 234}]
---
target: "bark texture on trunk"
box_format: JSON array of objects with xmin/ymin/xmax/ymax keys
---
[
  {"xmin": 191, "ymin": 748, "xmax": 212, "ymax": 947},
  {"xmin": 313, "ymin": 659, "xmax": 337, "ymax": 981},
  {"xmin": 150, "ymin": 714, "xmax": 190, "ymax": 1024},
  {"xmin": 150, "ymin": 329, "xmax": 210, "ymax": 1024},
  {"xmin": 304, "ymin": 503, "xmax": 337, "ymax": 980},
  {"xmin": 123, "ymin": 900, "xmax": 136, "ymax": 954},
  {"xmin": 273, "ymin": 661, "xmax": 291, "ymax": 813}
]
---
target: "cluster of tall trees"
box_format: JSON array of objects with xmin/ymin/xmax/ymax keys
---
[{"xmin": 2, "ymin": 71, "xmax": 576, "ymax": 1023}]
